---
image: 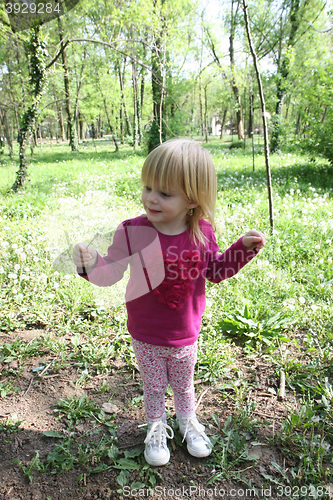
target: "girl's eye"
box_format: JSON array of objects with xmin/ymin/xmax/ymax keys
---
[
  {"xmin": 160, "ymin": 191, "xmax": 171, "ymax": 197},
  {"xmin": 144, "ymin": 186, "xmax": 152, "ymax": 192}
]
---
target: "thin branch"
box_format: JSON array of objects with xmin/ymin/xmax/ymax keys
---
[
  {"xmin": 68, "ymin": 37, "xmax": 152, "ymax": 73},
  {"xmin": 45, "ymin": 38, "xmax": 71, "ymax": 69}
]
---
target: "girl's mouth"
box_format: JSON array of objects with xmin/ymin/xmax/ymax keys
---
[{"xmin": 147, "ymin": 208, "xmax": 161, "ymax": 215}]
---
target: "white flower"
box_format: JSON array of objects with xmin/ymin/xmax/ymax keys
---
[
  {"xmin": 299, "ymin": 297, "xmax": 306, "ymax": 304},
  {"xmin": 14, "ymin": 264, "xmax": 20, "ymax": 271},
  {"xmin": 8, "ymin": 273, "xmax": 17, "ymax": 279},
  {"xmin": 321, "ymin": 440, "xmax": 330, "ymax": 451},
  {"xmin": 53, "ymin": 283, "xmax": 60, "ymax": 289},
  {"xmin": 0, "ymin": 266, "xmax": 4, "ymax": 273}
]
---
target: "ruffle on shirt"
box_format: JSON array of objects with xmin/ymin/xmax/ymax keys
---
[{"xmin": 153, "ymin": 250, "xmax": 203, "ymax": 310}]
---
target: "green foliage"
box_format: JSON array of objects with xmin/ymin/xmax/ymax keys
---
[
  {"xmin": 0, "ymin": 381, "xmax": 19, "ymax": 397},
  {"xmin": 0, "ymin": 414, "xmax": 22, "ymax": 432},
  {"xmin": 306, "ymin": 118, "xmax": 333, "ymax": 166},
  {"xmin": 207, "ymin": 415, "xmax": 258, "ymax": 484},
  {"xmin": 228, "ymin": 140, "xmax": 245, "ymax": 150},
  {"xmin": 146, "ymin": 121, "xmax": 166, "ymax": 153},
  {"xmin": 270, "ymin": 399, "xmax": 332, "ymax": 487},
  {"xmin": 219, "ymin": 304, "xmax": 292, "ymax": 350},
  {"xmin": 13, "ymin": 451, "xmax": 46, "ymax": 483},
  {"xmin": 0, "ymin": 338, "xmax": 45, "ymax": 362},
  {"xmin": 197, "ymin": 335, "xmax": 235, "ymax": 383},
  {"xmin": 53, "ymin": 395, "xmax": 103, "ymax": 426}
]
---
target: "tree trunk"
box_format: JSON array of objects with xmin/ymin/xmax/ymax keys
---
[
  {"xmin": 57, "ymin": 16, "xmax": 78, "ymax": 151},
  {"xmin": 242, "ymin": 0, "xmax": 274, "ymax": 232},
  {"xmin": 148, "ymin": 0, "xmax": 167, "ymax": 152},
  {"xmin": 140, "ymin": 56, "xmax": 145, "ymax": 121},
  {"xmin": 295, "ymin": 112, "xmax": 301, "ymax": 135},
  {"xmin": 248, "ymin": 89, "xmax": 254, "ymax": 139},
  {"xmin": 0, "ymin": 113, "xmax": 4, "ymax": 153},
  {"xmin": 117, "ymin": 58, "xmax": 132, "ymax": 140},
  {"xmin": 219, "ymin": 108, "xmax": 227, "ymax": 139},
  {"xmin": 199, "ymin": 78, "xmax": 204, "ymax": 136},
  {"xmin": 78, "ymin": 111, "xmax": 84, "ymax": 140},
  {"xmin": 204, "ymin": 85, "xmax": 208, "ymax": 143},
  {"xmin": 0, "ymin": 109, "xmax": 13, "ymax": 157},
  {"xmin": 130, "ymin": 26, "xmax": 140, "ymax": 150},
  {"xmin": 73, "ymin": 49, "xmax": 87, "ymax": 146},
  {"xmin": 96, "ymin": 69, "xmax": 118, "ymax": 152},
  {"xmin": 12, "ymin": 26, "xmax": 47, "ymax": 191},
  {"xmin": 132, "ymin": 58, "xmax": 139, "ymax": 149},
  {"xmin": 229, "ymin": 0, "xmax": 244, "ymax": 141},
  {"xmin": 53, "ymin": 85, "xmax": 66, "ymax": 142}
]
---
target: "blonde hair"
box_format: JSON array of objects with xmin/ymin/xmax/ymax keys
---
[{"xmin": 141, "ymin": 139, "xmax": 217, "ymax": 246}]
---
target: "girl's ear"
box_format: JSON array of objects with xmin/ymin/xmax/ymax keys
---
[{"xmin": 187, "ymin": 200, "xmax": 199, "ymax": 209}]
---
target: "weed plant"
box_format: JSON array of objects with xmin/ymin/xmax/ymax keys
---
[{"xmin": 1, "ymin": 138, "xmax": 333, "ymax": 493}]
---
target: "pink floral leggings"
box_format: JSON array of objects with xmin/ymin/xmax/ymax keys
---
[{"xmin": 132, "ymin": 338, "xmax": 197, "ymax": 419}]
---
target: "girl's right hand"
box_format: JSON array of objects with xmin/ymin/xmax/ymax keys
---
[{"xmin": 73, "ymin": 242, "xmax": 97, "ymax": 270}]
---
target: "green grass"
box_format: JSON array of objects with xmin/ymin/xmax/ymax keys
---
[{"xmin": 0, "ymin": 137, "xmax": 333, "ymax": 494}]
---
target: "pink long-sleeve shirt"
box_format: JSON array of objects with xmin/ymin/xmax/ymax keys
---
[{"xmin": 79, "ymin": 215, "xmax": 257, "ymax": 347}]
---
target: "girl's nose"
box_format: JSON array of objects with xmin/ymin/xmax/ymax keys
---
[{"xmin": 147, "ymin": 190, "xmax": 158, "ymax": 203}]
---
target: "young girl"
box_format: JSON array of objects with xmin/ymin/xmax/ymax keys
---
[{"xmin": 73, "ymin": 139, "xmax": 265, "ymax": 467}]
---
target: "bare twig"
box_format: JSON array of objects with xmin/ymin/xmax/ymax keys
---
[
  {"xmin": 195, "ymin": 387, "xmax": 209, "ymax": 411},
  {"xmin": 39, "ymin": 361, "xmax": 54, "ymax": 377},
  {"xmin": 278, "ymin": 369, "xmax": 286, "ymax": 400},
  {"xmin": 253, "ymin": 411, "xmax": 283, "ymax": 420},
  {"xmin": 24, "ymin": 377, "xmax": 34, "ymax": 395}
]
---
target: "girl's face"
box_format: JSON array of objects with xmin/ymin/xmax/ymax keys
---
[{"xmin": 141, "ymin": 185, "xmax": 196, "ymax": 234}]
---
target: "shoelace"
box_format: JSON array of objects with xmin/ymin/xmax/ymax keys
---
[
  {"xmin": 181, "ymin": 417, "xmax": 207, "ymax": 443},
  {"xmin": 139, "ymin": 421, "xmax": 174, "ymax": 446}
]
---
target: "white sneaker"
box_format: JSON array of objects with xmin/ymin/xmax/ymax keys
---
[
  {"xmin": 178, "ymin": 414, "xmax": 212, "ymax": 458},
  {"xmin": 140, "ymin": 414, "xmax": 174, "ymax": 466}
]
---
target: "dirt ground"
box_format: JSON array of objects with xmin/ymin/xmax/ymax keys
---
[{"xmin": 0, "ymin": 329, "xmax": 325, "ymax": 500}]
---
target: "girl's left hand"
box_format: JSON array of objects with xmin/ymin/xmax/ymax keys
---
[{"xmin": 242, "ymin": 230, "xmax": 266, "ymax": 252}]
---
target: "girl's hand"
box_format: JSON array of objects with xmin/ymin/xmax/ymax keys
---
[
  {"xmin": 242, "ymin": 230, "xmax": 266, "ymax": 253},
  {"xmin": 73, "ymin": 242, "xmax": 97, "ymax": 270}
]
